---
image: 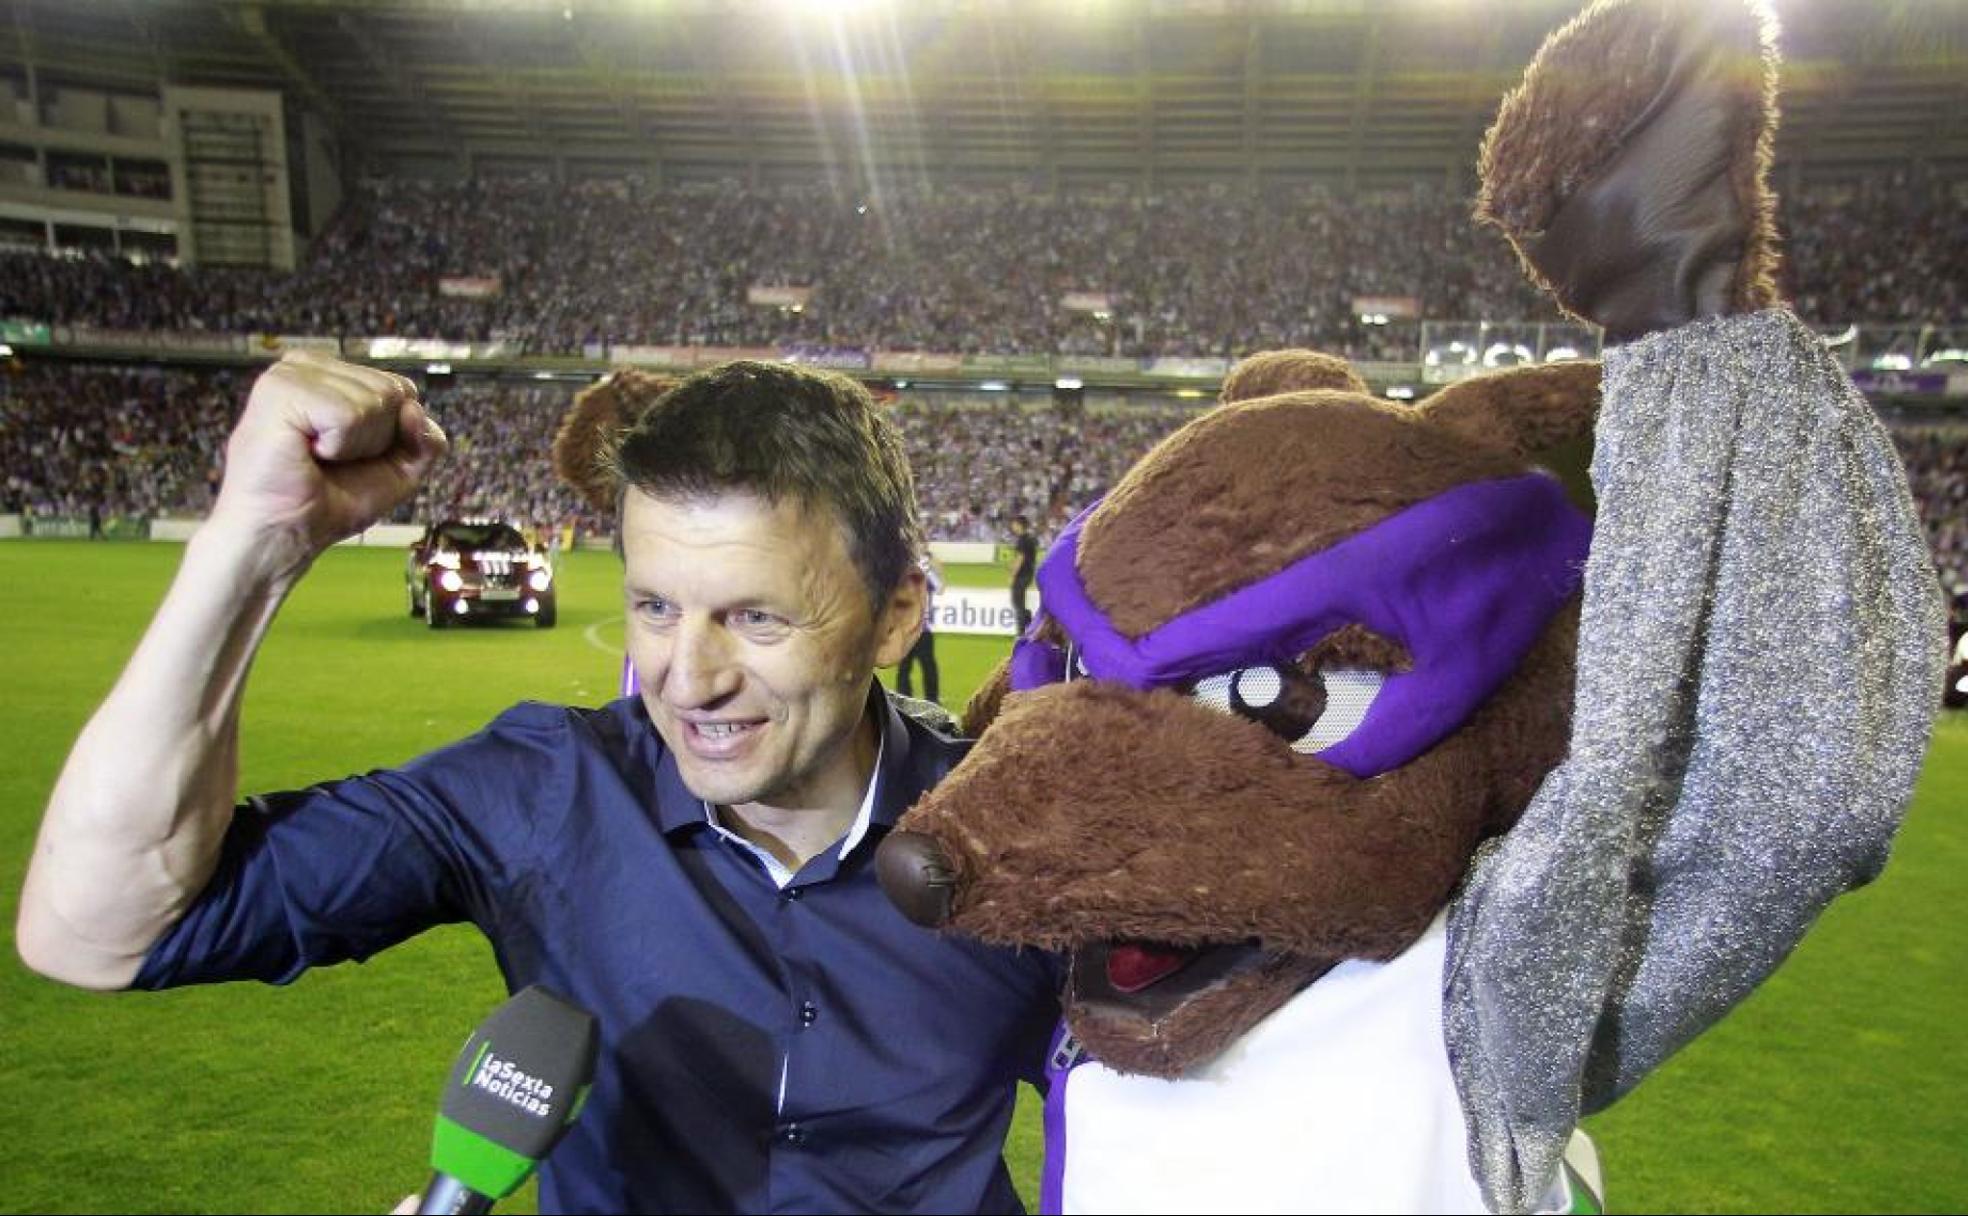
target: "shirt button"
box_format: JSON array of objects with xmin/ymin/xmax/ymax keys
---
[
  {"xmin": 799, "ymin": 1001, "xmax": 818, "ymax": 1026},
  {"xmin": 783, "ymin": 885, "xmax": 803, "ymax": 902},
  {"xmin": 778, "ymin": 1122, "xmax": 807, "ymax": 1147}
]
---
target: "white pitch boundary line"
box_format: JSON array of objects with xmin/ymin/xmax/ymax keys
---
[{"xmin": 583, "ymin": 615, "xmax": 625, "ymax": 657}]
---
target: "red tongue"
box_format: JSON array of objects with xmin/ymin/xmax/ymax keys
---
[{"xmin": 1105, "ymin": 943, "xmax": 1194, "ymax": 994}]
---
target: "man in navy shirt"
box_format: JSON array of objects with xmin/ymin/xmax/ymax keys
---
[{"xmin": 18, "ymin": 356, "xmax": 1058, "ymax": 1213}]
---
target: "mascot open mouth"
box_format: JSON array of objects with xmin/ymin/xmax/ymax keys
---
[{"xmin": 1072, "ymin": 939, "xmax": 1273, "ymax": 1020}]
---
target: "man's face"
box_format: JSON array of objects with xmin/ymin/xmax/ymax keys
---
[{"xmin": 623, "ymin": 488, "xmax": 923, "ymax": 815}]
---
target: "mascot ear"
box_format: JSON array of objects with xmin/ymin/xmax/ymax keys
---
[
  {"xmin": 1421, "ymin": 361, "xmax": 1602, "ymax": 514},
  {"xmin": 552, "ymin": 370, "xmax": 677, "ymax": 515},
  {"xmin": 1475, "ymin": 0, "xmax": 1782, "ymax": 339},
  {"xmin": 1220, "ymin": 349, "xmax": 1367, "ymax": 403},
  {"xmin": 962, "ymin": 658, "xmax": 1013, "ymax": 737}
]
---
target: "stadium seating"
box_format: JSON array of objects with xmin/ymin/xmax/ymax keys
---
[
  {"xmin": 3, "ymin": 172, "xmax": 1961, "ymax": 360},
  {"xmin": 4, "ymin": 361, "xmax": 1965, "ymax": 600}
]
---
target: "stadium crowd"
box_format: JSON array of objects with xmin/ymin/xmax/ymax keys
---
[
  {"xmin": 2, "ymin": 172, "xmax": 1961, "ymax": 361},
  {"xmin": 409, "ymin": 379, "xmax": 586, "ymax": 532},
  {"xmin": 1, "ymin": 168, "xmax": 1961, "ymax": 577},
  {"xmin": 1896, "ymin": 426, "xmax": 1968, "ymax": 599},
  {"xmin": 0, "ymin": 366, "xmax": 1202, "ymax": 543},
  {"xmin": 894, "ymin": 396, "xmax": 1197, "ymax": 542},
  {"xmin": 5, "ymin": 363, "xmax": 1966, "ymax": 603},
  {"xmin": 0, "ymin": 362, "xmax": 231, "ymax": 521}
]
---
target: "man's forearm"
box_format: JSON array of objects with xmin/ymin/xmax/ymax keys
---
[
  {"xmin": 17, "ymin": 352, "xmax": 443, "ymax": 990},
  {"xmin": 17, "ymin": 521, "xmax": 304, "ymax": 989}
]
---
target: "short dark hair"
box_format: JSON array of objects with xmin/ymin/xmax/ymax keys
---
[{"xmin": 608, "ymin": 361, "xmax": 922, "ymax": 603}]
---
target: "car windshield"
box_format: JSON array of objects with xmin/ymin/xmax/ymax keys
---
[{"xmin": 435, "ymin": 522, "xmax": 526, "ymax": 550}]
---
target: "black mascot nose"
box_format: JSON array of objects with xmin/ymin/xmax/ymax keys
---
[{"xmin": 877, "ymin": 830, "xmax": 957, "ymax": 928}]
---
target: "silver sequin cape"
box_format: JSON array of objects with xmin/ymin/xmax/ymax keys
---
[{"xmin": 1443, "ymin": 310, "xmax": 1946, "ymax": 1212}]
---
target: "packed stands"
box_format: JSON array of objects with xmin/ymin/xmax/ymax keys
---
[
  {"xmin": 1897, "ymin": 426, "xmax": 1968, "ymax": 597},
  {"xmin": 0, "ymin": 362, "xmax": 232, "ymax": 520},
  {"xmin": 3, "ymin": 169, "xmax": 1963, "ymax": 576},
  {"xmin": 7, "ymin": 361, "xmax": 1968, "ymax": 600},
  {"xmin": 0, "ymin": 365, "xmax": 1203, "ymax": 545},
  {"xmin": 4, "ymin": 172, "xmax": 1961, "ymax": 362}
]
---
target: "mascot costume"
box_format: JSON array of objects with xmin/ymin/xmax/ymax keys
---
[
  {"xmin": 866, "ymin": 0, "xmax": 1944, "ymax": 1211},
  {"xmin": 551, "ymin": 2, "xmax": 1941, "ymax": 1209}
]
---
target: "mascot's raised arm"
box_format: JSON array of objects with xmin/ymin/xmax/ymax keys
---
[{"xmin": 874, "ymin": 0, "xmax": 1946, "ymax": 1211}]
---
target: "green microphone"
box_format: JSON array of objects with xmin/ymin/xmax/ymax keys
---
[{"xmin": 417, "ymin": 985, "xmax": 599, "ymax": 1215}]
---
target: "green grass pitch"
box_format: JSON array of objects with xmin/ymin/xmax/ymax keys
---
[{"xmin": 1, "ymin": 540, "xmax": 1962, "ymax": 1213}]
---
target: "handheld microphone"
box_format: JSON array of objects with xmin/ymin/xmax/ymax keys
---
[{"xmin": 417, "ymin": 985, "xmax": 599, "ymax": 1216}]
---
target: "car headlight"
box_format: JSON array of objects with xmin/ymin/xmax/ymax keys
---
[
  {"xmin": 437, "ymin": 569, "xmax": 464, "ymax": 593},
  {"xmin": 429, "ymin": 551, "xmax": 461, "ymax": 569},
  {"xmin": 528, "ymin": 569, "xmax": 552, "ymax": 591}
]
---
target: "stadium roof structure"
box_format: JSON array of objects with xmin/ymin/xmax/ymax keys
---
[{"xmin": 2, "ymin": 0, "xmax": 1964, "ymax": 189}]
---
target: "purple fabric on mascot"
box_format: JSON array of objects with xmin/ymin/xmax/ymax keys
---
[
  {"xmin": 1014, "ymin": 475, "xmax": 1591, "ymax": 778},
  {"xmin": 1010, "ymin": 631, "xmax": 1068, "ymax": 690}
]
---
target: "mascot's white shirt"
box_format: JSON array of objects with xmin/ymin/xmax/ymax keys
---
[{"xmin": 1053, "ymin": 910, "xmax": 1567, "ymax": 1215}]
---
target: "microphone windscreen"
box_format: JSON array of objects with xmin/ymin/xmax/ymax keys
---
[{"xmin": 431, "ymin": 985, "xmax": 599, "ymax": 1200}]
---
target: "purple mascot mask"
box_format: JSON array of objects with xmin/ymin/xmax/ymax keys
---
[{"xmin": 1011, "ymin": 474, "xmax": 1592, "ymax": 779}]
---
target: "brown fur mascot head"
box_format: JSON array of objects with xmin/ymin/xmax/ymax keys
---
[
  {"xmin": 878, "ymin": 349, "xmax": 1601, "ymax": 1076},
  {"xmin": 871, "ymin": 0, "xmax": 1785, "ymax": 1089}
]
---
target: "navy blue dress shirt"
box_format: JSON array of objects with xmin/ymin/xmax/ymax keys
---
[{"xmin": 135, "ymin": 688, "xmax": 1061, "ymax": 1214}]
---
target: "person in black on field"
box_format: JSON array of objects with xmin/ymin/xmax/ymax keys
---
[
  {"xmin": 897, "ymin": 551, "xmax": 944, "ymax": 706},
  {"xmin": 1008, "ymin": 515, "xmax": 1037, "ymax": 636}
]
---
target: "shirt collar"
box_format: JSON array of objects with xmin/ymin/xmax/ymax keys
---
[{"xmin": 700, "ymin": 726, "xmax": 883, "ymax": 887}]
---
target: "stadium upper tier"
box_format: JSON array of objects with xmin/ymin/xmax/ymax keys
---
[{"xmin": 2, "ymin": 175, "xmax": 1961, "ymax": 364}]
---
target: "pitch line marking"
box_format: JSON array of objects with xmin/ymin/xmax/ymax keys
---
[{"xmin": 583, "ymin": 616, "xmax": 624, "ymax": 656}]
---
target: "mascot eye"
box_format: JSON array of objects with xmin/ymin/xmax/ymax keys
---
[{"xmin": 1189, "ymin": 665, "xmax": 1385, "ymax": 756}]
